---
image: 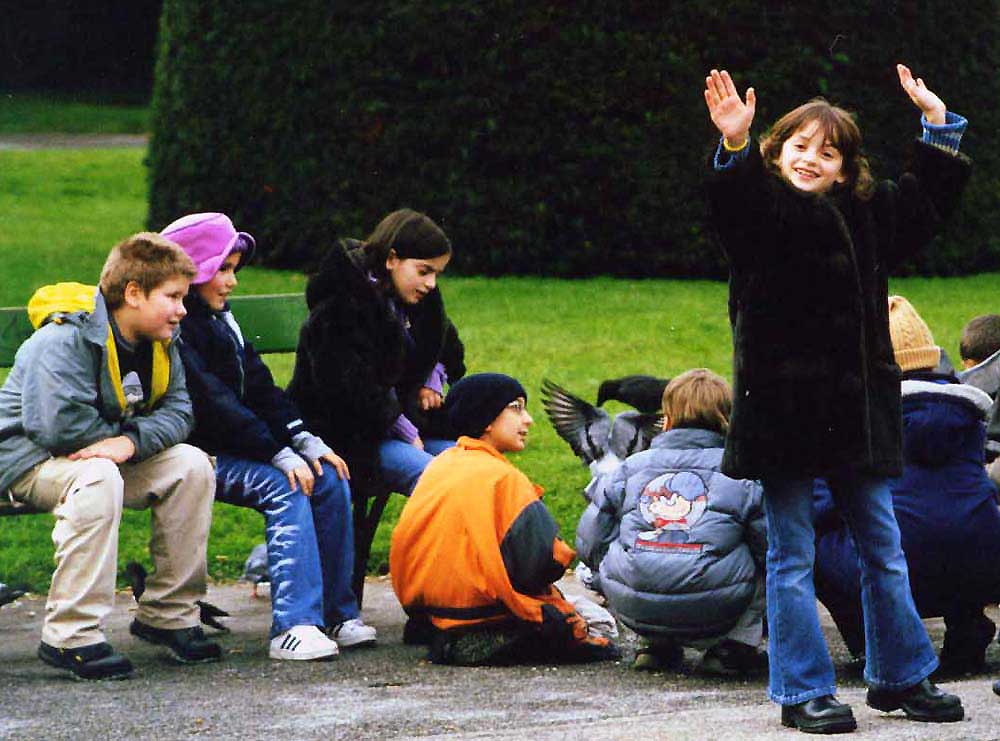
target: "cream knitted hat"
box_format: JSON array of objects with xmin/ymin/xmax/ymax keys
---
[{"xmin": 888, "ymin": 295, "xmax": 940, "ymax": 372}]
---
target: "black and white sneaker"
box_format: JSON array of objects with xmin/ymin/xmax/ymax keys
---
[{"xmin": 269, "ymin": 625, "xmax": 339, "ymax": 661}]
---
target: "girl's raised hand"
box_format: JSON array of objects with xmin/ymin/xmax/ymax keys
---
[
  {"xmin": 897, "ymin": 64, "xmax": 946, "ymax": 125},
  {"xmin": 704, "ymin": 69, "xmax": 756, "ymax": 145}
]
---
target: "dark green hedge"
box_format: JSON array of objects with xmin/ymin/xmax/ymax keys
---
[
  {"xmin": 1, "ymin": 1, "xmax": 161, "ymax": 98},
  {"xmin": 149, "ymin": 1, "xmax": 1000, "ymax": 277}
]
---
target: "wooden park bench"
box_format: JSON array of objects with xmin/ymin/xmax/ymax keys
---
[{"xmin": 0, "ymin": 293, "xmax": 387, "ymax": 603}]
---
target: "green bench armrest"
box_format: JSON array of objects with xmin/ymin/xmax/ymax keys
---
[{"xmin": 0, "ymin": 293, "xmax": 307, "ymax": 367}]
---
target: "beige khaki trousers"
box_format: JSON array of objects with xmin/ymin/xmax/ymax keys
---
[{"xmin": 10, "ymin": 443, "xmax": 214, "ymax": 649}]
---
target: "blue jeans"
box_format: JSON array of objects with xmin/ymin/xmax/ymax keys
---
[
  {"xmin": 215, "ymin": 455, "xmax": 359, "ymax": 638},
  {"xmin": 762, "ymin": 474, "xmax": 937, "ymax": 705},
  {"xmin": 378, "ymin": 438, "xmax": 454, "ymax": 495}
]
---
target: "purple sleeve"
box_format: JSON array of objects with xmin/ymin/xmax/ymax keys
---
[
  {"xmin": 389, "ymin": 413, "xmax": 420, "ymax": 443},
  {"xmin": 423, "ymin": 363, "xmax": 447, "ymax": 394}
]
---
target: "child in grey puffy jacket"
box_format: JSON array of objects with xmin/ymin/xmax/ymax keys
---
[{"xmin": 576, "ymin": 369, "xmax": 767, "ymax": 675}]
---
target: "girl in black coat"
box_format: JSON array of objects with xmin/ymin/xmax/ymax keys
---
[
  {"xmin": 288, "ymin": 209, "xmax": 465, "ymax": 500},
  {"xmin": 704, "ymin": 65, "xmax": 970, "ymax": 733}
]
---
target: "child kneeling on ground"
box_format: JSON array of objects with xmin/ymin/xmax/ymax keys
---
[
  {"xmin": 162, "ymin": 213, "xmax": 375, "ymax": 660},
  {"xmin": 0, "ymin": 234, "xmax": 220, "ymax": 680},
  {"xmin": 390, "ymin": 373, "xmax": 619, "ymax": 665},
  {"xmin": 576, "ymin": 369, "xmax": 767, "ymax": 675}
]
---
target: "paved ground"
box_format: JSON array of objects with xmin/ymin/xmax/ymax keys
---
[
  {"xmin": 1, "ymin": 577, "xmax": 998, "ymax": 740},
  {"xmin": 0, "ymin": 133, "xmax": 148, "ymax": 150}
]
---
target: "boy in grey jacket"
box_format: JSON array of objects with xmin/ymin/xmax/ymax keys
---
[
  {"xmin": 0, "ymin": 233, "xmax": 218, "ymax": 680},
  {"xmin": 576, "ymin": 369, "xmax": 767, "ymax": 675}
]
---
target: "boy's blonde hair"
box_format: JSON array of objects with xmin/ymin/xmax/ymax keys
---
[
  {"xmin": 100, "ymin": 232, "xmax": 196, "ymax": 309},
  {"xmin": 661, "ymin": 369, "xmax": 732, "ymax": 435},
  {"xmin": 760, "ymin": 98, "xmax": 874, "ymax": 200}
]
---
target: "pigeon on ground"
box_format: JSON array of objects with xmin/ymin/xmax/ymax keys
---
[
  {"xmin": 241, "ymin": 543, "xmax": 270, "ymax": 598},
  {"xmin": 124, "ymin": 561, "xmax": 230, "ymax": 632},
  {"xmin": 596, "ymin": 375, "xmax": 670, "ymax": 414},
  {"xmin": 541, "ymin": 379, "xmax": 663, "ymax": 475},
  {"xmin": 0, "ymin": 582, "xmax": 26, "ymax": 608}
]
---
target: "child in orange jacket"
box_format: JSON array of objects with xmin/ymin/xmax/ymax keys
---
[{"xmin": 390, "ymin": 373, "xmax": 618, "ymax": 665}]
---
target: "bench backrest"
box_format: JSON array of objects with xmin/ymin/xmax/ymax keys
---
[
  {"xmin": 0, "ymin": 292, "xmax": 307, "ymax": 515},
  {"xmin": 0, "ymin": 293, "xmax": 307, "ymax": 368}
]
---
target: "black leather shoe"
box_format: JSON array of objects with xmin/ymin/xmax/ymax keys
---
[
  {"xmin": 781, "ymin": 695, "xmax": 858, "ymax": 733},
  {"xmin": 130, "ymin": 620, "xmax": 222, "ymax": 664},
  {"xmin": 38, "ymin": 641, "xmax": 133, "ymax": 681},
  {"xmin": 866, "ymin": 678, "xmax": 963, "ymax": 722},
  {"xmin": 993, "ymin": 678, "xmax": 1000, "ymax": 696},
  {"xmin": 781, "ymin": 695, "xmax": 857, "ymax": 734}
]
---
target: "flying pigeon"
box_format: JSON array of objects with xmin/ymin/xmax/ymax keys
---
[
  {"xmin": 596, "ymin": 374, "xmax": 670, "ymax": 414},
  {"xmin": 124, "ymin": 561, "xmax": 230, "ymax": 632},
  {"xmin": 241, "ymin": 543, "xmax": 270, "ymax": 598},
  {"xmin": 541, "ymin": 379, "xmax": 663, "ymax": 475}
]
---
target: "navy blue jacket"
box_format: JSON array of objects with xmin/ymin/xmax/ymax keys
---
[
  {"xmin": 815, "ymin": 376, "xmax": 1000, "ymax": 615},
  {"xmin": 178, "ymin": 293, "xmax": 305, "ymax": 461}
]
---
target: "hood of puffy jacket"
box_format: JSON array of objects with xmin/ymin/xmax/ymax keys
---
[{"xmin": 900, "ymin": 379, "xmax": 993, "ymax": 466}]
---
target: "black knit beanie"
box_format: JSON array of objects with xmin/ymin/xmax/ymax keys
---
[{"xmin": 445, "ymin": 373, "xmax": 527, "ymax": 439}]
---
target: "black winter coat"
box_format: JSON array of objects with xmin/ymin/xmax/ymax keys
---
[
  {"xmin": 287, "ymin": 241, "xmax": 465, "ymax": 483},
  {"xmin": 178, "ymin": 292, "xmax": 305, "ymax": 461},
  {"xmin": 707, "ymin": 141, "xmax": 970, "ymax": 479}
]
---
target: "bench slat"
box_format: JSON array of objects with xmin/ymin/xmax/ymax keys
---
[{"xmin": 0, "ymin": 293, "xmax": 306, "ymax": 367}]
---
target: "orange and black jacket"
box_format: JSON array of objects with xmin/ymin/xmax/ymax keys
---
[{"xmin": 390, "ymin": 436, "xmax": 592, "ymax": 645}]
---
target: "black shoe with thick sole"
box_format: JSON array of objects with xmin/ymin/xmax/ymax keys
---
[
  {"xmin": 38, "ymin": 641, "xmax": 133, "ymax": 681},
  {"xmin": 866, "ymin": 678, "xmax": 964, "ymax": 722},
  {"xmin": 130, "ymin": 620, "xmax": 222, "ymax": 664},
  {"xmin": 781, "ymin": 695, "xmax": 857, "ymax": 734},
  {"xmin": 699, "ymin": 639, "xmax": 768, "ymax": 677}
]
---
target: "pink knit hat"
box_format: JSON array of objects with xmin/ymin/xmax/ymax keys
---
[{"xmin": 161, "ymin": 213, "xmax": 256, "ymax": 285}]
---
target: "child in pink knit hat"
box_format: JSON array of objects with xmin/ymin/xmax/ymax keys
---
[{"xmin": 162, "ymin": 212, "xmax": 377, "ymax": 660}]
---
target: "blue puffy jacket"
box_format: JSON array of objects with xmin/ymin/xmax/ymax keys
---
[
  {"xmin": 815, "ymin": 375, "xmax": 1000, "ymax": 617},
  {"xmin": 576, "ymin": 427, "xmax": 766, "ymax": 639}
]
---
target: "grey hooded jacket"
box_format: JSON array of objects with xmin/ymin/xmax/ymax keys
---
[
  {"xmin": 576, "ymin": 427, "xmax": 766, "ymax": 638},
  {"xmin": 0, "ymin": 291, "xmax": 194, "ymax": 494}
]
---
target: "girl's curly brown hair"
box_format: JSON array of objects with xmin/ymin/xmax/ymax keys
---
[{"xmin": 760, "ymin": 98, "xmax": 875, "ymax": 200}]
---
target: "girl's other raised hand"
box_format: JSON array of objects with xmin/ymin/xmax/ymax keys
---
[
  {"xmin": 897, "ymin": 64, "xmax": 946, "ymax": 125},
  {"xmin": 704, "ymin": 69, "xmax": 756, "ymax": 145}
]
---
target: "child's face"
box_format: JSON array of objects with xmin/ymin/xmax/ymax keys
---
[
  {"xmin": 126, "ymin": 275, "xmax": 190, "ymax": 342},
  {"xmin": 480, "ymin": 397, "xmax": 533, "ymax": 453},
  {"xmin": 196, "ymin": 252, "xmax": 241, "ymax": 311},
  {"xmin": 386, "ymin": 251, "xmax": 451, "ymax": 305},
  {"xmin": 778, "ymin": 120, "xmax": 847, "ymax": 195}
]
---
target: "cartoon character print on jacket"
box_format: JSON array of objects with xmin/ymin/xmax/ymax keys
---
[{"xmin": 636, "ymin": 471, "xmax": 708, "ymax": 552}]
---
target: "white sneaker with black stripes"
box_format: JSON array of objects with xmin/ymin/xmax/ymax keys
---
[
  {"xmin": 328, "ymin": 618, "xmax": 378, "ymax": 648},
  {"xmin": 269, "ymin": 625, "xmax": 339, "ymax": 661}
]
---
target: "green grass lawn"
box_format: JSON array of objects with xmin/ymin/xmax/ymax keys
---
[
  {"xmin": 0, "ymin": 93, "xmax": 149, "ymax": 135},
  {"xmin": 3, "ymin": 146, "xmax": 1000, "ymax": 593}
]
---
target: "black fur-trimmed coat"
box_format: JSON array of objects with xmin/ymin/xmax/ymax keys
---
[
  {"xmin": 707, "ymin": 141, "xmax": 971, "ymax": 480},
  {"xmin": 286, "ymin": 241, "xmax": 465, "ymax": 484}
]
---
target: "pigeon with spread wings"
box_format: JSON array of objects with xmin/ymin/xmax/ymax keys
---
[{"xmin": 541, "ymin": 379, "xmax": 663, "ymax": 475}]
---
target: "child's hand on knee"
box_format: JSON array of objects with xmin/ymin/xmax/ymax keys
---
[
  {"xmin": 314, "ymin": 451, "xmax": 350, "ymax": 480},
  {"xmin": 896, "ymin": 64, "xmax": 946, "ymax": 125},
  {"xmin": 68, "ymin": 435, "xmax": 136, "ymax": 463},
  {"xmin": 418, "ymin": 387, "xmax": 443, "ymax": 411},
  {"xmin": 704, "ymin": 68, "xmax": 756, "ymax": 148},
  {"xmin": 287, "ymin": 464, "xmax": 316, "ymax": 496}
]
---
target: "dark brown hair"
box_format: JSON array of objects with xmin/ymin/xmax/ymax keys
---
[
  {"xmin": 363, "ymin": 209, "xmax": 451, "ymax": 279},
  {"xmin": 960, "ymin": 314, "xmax": 1000, "ymax": 363},
  {"xmin": 760, "ymin": 98, "xmax": 874, "ymax": 200}
]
